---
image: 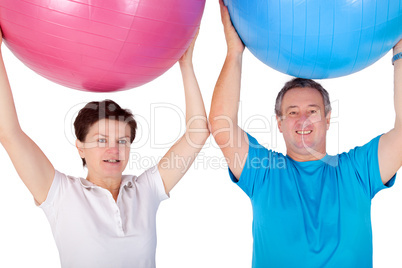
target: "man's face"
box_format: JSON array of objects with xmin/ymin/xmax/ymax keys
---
[{"xmin": 277, "ymin": 87, "xmax": 331, "ymax": 161}]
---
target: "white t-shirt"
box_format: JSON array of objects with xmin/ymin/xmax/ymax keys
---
[{"xmin": 39, "ymin": 165, "xmax": 169, "ymax": 268}]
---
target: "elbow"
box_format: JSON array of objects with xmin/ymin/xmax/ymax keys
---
[
  {"xmin": 0, "ymin": 126, "xmax": 24, "ymax": 146},
  {"xmin": 208, "ymin": 115, "xmax": 233, "ymax": 148},
  {"xmin": 186, "ymin": 118, "xmax": 210, "ymax": 147},
  {"xmin": 0, "ymin": 122, "xmax": 22, "ymax": 143},
  {"xmin": 395, "ymin": 125, "xmax": 402, "ymax": 149},
  {"xmin": 0, "ymin": 128, "xmax": 12, "ymax": 143},
  {"xmin": 389, "ymin": 126, "xmax": 402, "ymax": 164},
  {"xmin": 393, "ymin": 123, "xmax": 402, "ymax": 141},
  {"xmin": 208, "ymin": 110, "xmax": 225, "ymax": 137},
  {"xmin": 185, "ymin": 131, "xmax": 209, "ymax": 149},
  {"xmin": 0, "ymin": 131, "xmax": 13, "ymax": 147},
  {"xmin": 209, "ymin": 116, "xmax": 220, "ymax": 141},
  {"xmin": 0, "ymin": 129, "xmax": 5, "ymax": 142},
  {"xmin": 196, "ymin": 131, "xmax": 210, "ymax": 146},
  {"xmin": 395, "ymin": 120, "xmax": 402, "ymax": 132},
  {"xmin": 201, "ymin": 122, "xmax": 211, "ymax": 143},
  {"xmin": 208, "ymin": 114, "xmax": 216, "ymax": 133},
  {"xmin": 0, "ymin": 123, "xmax": 8, "ymax": 141}
]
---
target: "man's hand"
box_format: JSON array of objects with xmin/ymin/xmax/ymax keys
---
[
  {"xmin": 393, "ymin": 39, "xmax": 402, "ymax": 55},
  {"xmin": 219, "ymin": 0, "xmax": 245, "ymax": 55}
]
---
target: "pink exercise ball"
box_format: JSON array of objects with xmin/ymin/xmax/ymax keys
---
[{"xmin": 0, "ymin": 0, "xmax": 205, "ymax": 92}]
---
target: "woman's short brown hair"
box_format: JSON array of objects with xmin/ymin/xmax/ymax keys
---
[{"xmin": 74, "ymin": 100, "xmax": 137, "ymax": 167}]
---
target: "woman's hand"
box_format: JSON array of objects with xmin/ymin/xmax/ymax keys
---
[
  {"xmin": 0, "ymin": 27, "xmax": 3, "ymax": 47},
  {"xmin": 179, "ymin": 28, "xmax": 199, "ymax": 67}
]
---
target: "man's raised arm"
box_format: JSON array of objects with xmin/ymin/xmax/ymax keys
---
[
  {"xmin": 378, "ymin": 40, "xmax": 402, "ymax": 184},
  {"xmin": 209, "ymin": 0, "xmax": 248, "ymax": 180}
]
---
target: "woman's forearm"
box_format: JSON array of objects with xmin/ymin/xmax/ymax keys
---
[{"xmin": 0, "ymin": 49, "xmax": 22, "ymax": 140}]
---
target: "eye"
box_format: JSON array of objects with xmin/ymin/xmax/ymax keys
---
[
  {"xmin": 118, "ymin": 139, "xmax": 127, "ymax": 145},
  {"xmin": 98, "ymin": 138, "xmax": 107, "ymax": 143},
  {"xmin": 288, "ymin": 111, "xmax": 297, "ymax": 116}
]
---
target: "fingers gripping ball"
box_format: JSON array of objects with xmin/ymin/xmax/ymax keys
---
[
  {"xmin": 0, "ymin": 0, "xmax": 205, "ymax": 92},
  {"xmin": 224, "ymin": 0, "xmax": 402, "ymax": 79}
]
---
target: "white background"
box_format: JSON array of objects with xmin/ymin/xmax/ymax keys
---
[{"xmin": 0, "ymin": 1, "xmax": 401, "ymax": 267}]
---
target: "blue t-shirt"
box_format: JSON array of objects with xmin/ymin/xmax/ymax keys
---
[{"xmin": 229, "ymin": 133, "xmax": 396, "ymax": 268}]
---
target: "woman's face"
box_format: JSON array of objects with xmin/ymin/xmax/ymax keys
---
[{"xmin": 76, "ymin": 119, "xmax": 131, "ymax": 178}]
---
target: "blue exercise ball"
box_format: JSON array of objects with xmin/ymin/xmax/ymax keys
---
[{"xmin": 224, "ymin": 0, "xmax": 402, "ymax": 78}]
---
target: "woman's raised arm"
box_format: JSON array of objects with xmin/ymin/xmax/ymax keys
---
[
  {"xmin": 0, "ymin": 29, "xmax": 54, "ymax": 205},
  {"xmin": 157, "ymin": 30, "xmax": 210, "ymax": 194}
]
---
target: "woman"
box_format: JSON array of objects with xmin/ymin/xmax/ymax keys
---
[{"xmin": 0, "ymin": 28, "xmax": 209, "ymax": 267}]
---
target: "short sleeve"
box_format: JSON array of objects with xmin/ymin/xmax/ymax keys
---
[
  {"xmin": 138, "ymin": 165, "xmax": 169, "ymax": 202},
  {"xmin": 346, "ymin": 135, "xmax": 396, "ymax": 199},
  {"xmin": 37, "ymin": 170, "xmax": 68, "ymax": 224},
  {"xmin": 228, "ymin": 132, "xmax": 273, "ymax": 198},
  {"xmin": 37, "ymin": 170, "xmax": 64, "ymax": 208}
]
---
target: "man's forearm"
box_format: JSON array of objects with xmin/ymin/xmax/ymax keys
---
[
  {"xmin": 393, "ymin": 47, "xmax": 402, "ymax": 130},
  {"xmin": 210, "ymin": 52, "xmax": 243, "ymax": 127}
]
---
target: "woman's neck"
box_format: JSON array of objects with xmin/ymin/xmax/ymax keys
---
[{"xmin": 87, "ymin": 172, "xmax": 122, "ymax": 201}]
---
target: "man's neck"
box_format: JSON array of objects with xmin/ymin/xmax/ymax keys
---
[{"xmin": 286, "ymin": 150, "xmax": 327, "ymax": 162}]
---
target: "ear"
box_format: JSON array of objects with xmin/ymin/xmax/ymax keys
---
[
  {"xmin": 76, "ymin": 140, "xmax": 85, "ymax": 159},
  {"xmin": 325, "ymin": 111, "xmax": 331, "ymax": 130},
  {"xmin": 276, "ymin": 115, "xmax": 283, "ymax": 133}
]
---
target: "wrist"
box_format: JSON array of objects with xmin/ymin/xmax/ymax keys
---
[
  {"xmin": 179, "ymin": 60, "xmax": 193, "ymax": 67},
  {"xmin": 393, "ymin": 46, "xmax": 402, "ymax": 56},
  {"xmin": 226, "ymin": 49, "xmax": 243, "ymax": 60},
  {"xmin": 392, "ymin": 52, "xmax": 402, "ymax": 65}
]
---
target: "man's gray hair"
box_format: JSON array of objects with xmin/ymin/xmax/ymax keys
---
[{"xmin": 275, "ymin": 78, "xmax": 331, "ymax": 118}]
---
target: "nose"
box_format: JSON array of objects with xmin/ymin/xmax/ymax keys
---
[
  {"xmin": 296, "ymin": 114, "xmax": 312, "ymax": 128},
  {"xmin": 105, "ymin": 140, "xmax": 119, "ymax": 153},
  {"xmin": 106, "ymin": 140, "xmax": 128, "ymax": 155},
  {"xmin": 297, "ymin": 113, "xmax": 309, "ymax": 122},
  {"xmin": 108, "ymin": 139, "xmax": 117, "ymax": 148},
  {"xmin": 106, "ymin": 146, "xmax": 119, "ymax": 154}
]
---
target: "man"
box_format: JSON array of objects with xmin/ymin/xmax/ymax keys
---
[{"xmin": 209, "ymin": 1, "xmax": 402, "ymax": 267}]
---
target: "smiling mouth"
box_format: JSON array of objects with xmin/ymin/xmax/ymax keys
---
[
  {"xmin": 103, "ymin": 159, "xmax": 120, "ymax": 163},
  {"xmin": 296, "ymin": 130, "xmax": 312, "ymax": 135}
]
